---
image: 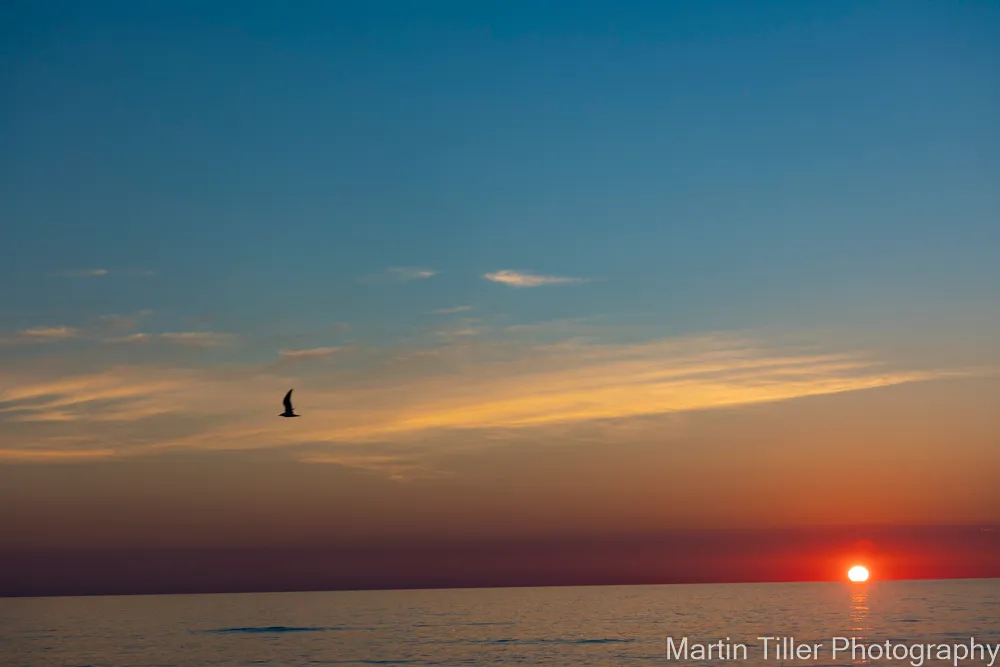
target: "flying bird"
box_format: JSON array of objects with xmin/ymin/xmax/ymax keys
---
[{"xmin": 280, "ymin": 389, "xmax": 299, "ymax": 418}]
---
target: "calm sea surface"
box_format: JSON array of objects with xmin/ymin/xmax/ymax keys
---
[{"xmin": 2, "ymin": 579, "xmax": 998, "ymax": 666}]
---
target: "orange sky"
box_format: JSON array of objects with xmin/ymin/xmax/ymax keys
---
[
  {"xmin": 2, "ymin": 355, "xmax": 998, "ymax": 595},
  {"xmin": 2, "ymin": 525, "xmax": 996, "ymax": 598}
]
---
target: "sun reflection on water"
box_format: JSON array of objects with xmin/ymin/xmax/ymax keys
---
[{"xmin": 849, "ymin": 584, "xmax": 872, "ymax": 665}]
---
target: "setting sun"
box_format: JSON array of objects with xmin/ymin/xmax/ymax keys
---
[{"xmin": 848, "ymin": 565, "xmax": 870, "ymax": 582}]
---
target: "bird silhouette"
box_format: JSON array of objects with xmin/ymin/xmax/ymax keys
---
[{"xmin": 279, "ymin": 389, "xmax": 299, "ymax": 418}]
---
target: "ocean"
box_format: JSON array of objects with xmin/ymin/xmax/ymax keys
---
[{"xmin": 2, "ymin": 579, "xmax": 998, "ymax": 666}]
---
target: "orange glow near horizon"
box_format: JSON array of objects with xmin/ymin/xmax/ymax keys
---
[{"xmin": 848, "ymin": 565, "xmax": 870, "ymax": 582}]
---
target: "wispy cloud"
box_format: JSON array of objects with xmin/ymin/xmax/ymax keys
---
[
  {"xmin": 434, "ymin": 328, "xmax": 484, "ymax": 342},
  {"xmin": 1, "ymin": 329, "xmax": 983, "ymax": 480},
  {"xmin": 359, "ymin": 266, "xmax": 439, "ymax": 285},
  {"xmin": 0, "ymin": 447, "xmax": 116, "ymax": 462},
  {"xmin": 1, "ymin": 312, "xmax": 161, "ymax": 346},
  {"xmin": 51, "ymin": 268, "xmax": 153, "ymax": 278},
  {"xmin": 278, "ymin": 347, "xmax": 342, "ymax": 362},
  {"xmin": 296, "ymin": 448, "xmax": 456, "ymax": 482},
  {"xmin": 53, "ymin": 269, "xmax": 109, "ymax": 278},
  {"xmin": 19, "ymin": 326, "xmax": 79, "ymax": 340},
  {"xmin": 106, "ymin": 333, "xmax": 153, "ymax": 344},
  {"xmin": 0, "ymin": 367, "xmax": 202, "ymax": 424},
  {"xmin": 388, "ymin": 266, "xmax": 438, "ymax": 281},
  {"xmin": 158, "ymin": 332, "xmax": 234, "ymax": 347},
  {"xmin": 0, "ymin": 326, "xmax": 81, "ymax": 345},
  {"xmin": 431, "ymin": 306, "xmax": 472, "ymax": 315},
  {"xmin": 431, "ymin": 319, "xmax": 488, "ymax": 342},
  {"xmin": 483, "ymin": 270, "xmax": 586, "ymax": 288},
  {"xmin": 0, "ymin": 313, "xmax": 162, "ymax": 346},
  {"xmin": 106, "ymin": 331, "xmax": 236, "ymax": 347},
  {"xmin": 432, "ymin": 306, "xmax": 474, "ymax": 315}
]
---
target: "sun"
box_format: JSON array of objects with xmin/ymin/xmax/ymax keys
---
[{"xmin": 848, "ymin": 565, "xmax": 870, "ymax": 582}]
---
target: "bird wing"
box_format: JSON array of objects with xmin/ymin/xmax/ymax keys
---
[{"xmin": 283, "ymin": 389, "xmax": 294, "ymax": 411}]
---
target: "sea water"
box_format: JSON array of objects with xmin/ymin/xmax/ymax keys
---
[{"xmin": 2, "ymin": 578, "xmax": 998, "ymax": 666}]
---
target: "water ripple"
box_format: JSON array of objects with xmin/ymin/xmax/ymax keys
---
[
  {"xmin": 202, "ymin": 625, "xmax": 339, "ymax": 634},
  {"xmin": 3, "ymin": 580, "xmax": 997, "ymax": 666}
]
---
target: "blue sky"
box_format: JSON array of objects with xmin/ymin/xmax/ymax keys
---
[
  {"xmin": 0, "ymin": 0, "xmax": 998, "ymax": 491},
  {"xmin": 3, "ymin": 0, "xmax": 997, "ymax": 343}
]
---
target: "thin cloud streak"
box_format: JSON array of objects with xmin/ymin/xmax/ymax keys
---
[
  {"xmin": 484, "ymin": 270, "xmax": 586, "ymax": 287},
  {"xmin": 106, "ymin": 333, "xmax": 153, "ymax": 344},
  {"xmin": 106, "ymin": 332, "xmax": 236, "ymax": 347},
  {"xmin": 1, "ymin": 331, "xmax": 985, "ymax": 479},
  {"xmin": 158, "ymin": 332, "xmax": 235, "ymax": 347},
  {"xmin": 19, "ymin": 326, "xmax": 79, "ymax": 340},
  {"xmin": 387, "ymin": 266, "xmax": 438, "ymax": 281},
  {"xmin": 432, "ymin": 306, "xmax": 474, "ymax": 314},
  {"xmin": 278, "ymin": 347, "xmax": 342, "ymax": 361},
  {"xmin": 0, "ymin": 370, "xmax": 196, "ymax": 418},
  {"xmin": 0, "ymin": 326, "xmax": 81, "ymax": 345},
  {"xmin": 0, "ymin": 316, "xmax": 235, "ymax": 349},
  {"xmin": 51, "ymin": 269, "xmax": 153, "ymax": 278},
  {"xmin": 0, "ymin": 448, "xmax": 116, "ymax": 462},
  {"xmin": 358, "ymin": 266, "xmax": 439, "ymax": 284},
  {"xmin": 52, "ymin": 269, "xmax": 108, "ymax": 277},
  {"xmin": 431, "ymin": 318, "xmax": 488, "ymax": 341},
  {"xmin": 297, "ymin": 451, "xmax": 456, "ymax": 481}
]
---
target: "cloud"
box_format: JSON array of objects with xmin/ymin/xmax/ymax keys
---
[
  {"xmin": 1, "ymin": 312, "xmax": 159, "ymax": 346},
  {"xmin": 106, "ymin": 333, "xmax": 153, "ymax": 344},
  {"xmin": 0, "ymin": 448, "xmax": 116, "ymax": 462},
  {"xmin": 19, "ymin": 326, "xmax": 79, "ymax": 340},
  {"xmin": 105, "ymin": 331, "xmax": 236, "ymax": 347},
  {"xmin": 53, "ymin": 269, "xmax": 109, "ymax": 277},
  {"xmin": 439, "ymin": 328, "xmax": 482, "ymax": 339},
  {"xmin": 387, "ymin": 267, "xmax": 438, "ymax": 281},
  {"xmin": 483, "ymin": 270, "xmax": 585, "ymax": 288},
  {"xmin": 51, "ymin": 269, "xmax": 153, "ymax": 278},
  {"xmin": 158, "ymin": 332, "xmax": 234, "ymax": 347},
  {"xmin": 0, "ymin": 367, "xmax": 203, "ymax": 425},
  {"xmin": 0, "ymin": 326, "xmax": 81, "ymax": 345},
  {"xmin": 358, "ymin": 267, "xmax": 439, "ymax": 285},
  {"xmin": 296, "ymin": 448, "xmax": 455, "ymax": 482},
  {"xmin": 0, "ymin": 312, "xmax": 236, "ymax": 351},
  {"xmin": 432, "ymin": 320, "xmax": 487, "ymax": 342},
  {"xmin": 278, "ymin": 347, "xmax": 342, "ymax": 362},
  {"xmin": 432, "ymin": 306, "xmax": 474, "ymax": 315},
  {"xmin": 1, "ymin": 327, "xmax": 984, "ymax": 482}
]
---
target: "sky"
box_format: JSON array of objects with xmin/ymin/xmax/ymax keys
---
[{"xmin": 1, "ymin": 1, "xmax": 998, "ymax": 596}]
